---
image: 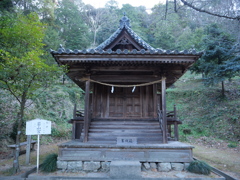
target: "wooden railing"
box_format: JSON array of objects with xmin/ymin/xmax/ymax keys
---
[
  {"xmin": 73, "ymin": 104, "xmax": 84, "ymax": 119},
  {"xmin": 157, "ymin": 104, "xmax": 163, "ymax": 132},
  {"xmin": 167, "ymin": 105, "xmax": 182, "ymax": 141},
  {"xmin": 68, "ymin": 104, "xmax": 84, "ymax": 140}
]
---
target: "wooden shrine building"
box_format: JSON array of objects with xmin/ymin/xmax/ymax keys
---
[{"xmin": 51, "ymin": 15, "xmax": 202, "ymax": 172}]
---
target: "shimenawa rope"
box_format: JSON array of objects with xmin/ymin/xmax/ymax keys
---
[{"xmin": 78, "ymin": 77, "xmax": 165, "ymax": 88}]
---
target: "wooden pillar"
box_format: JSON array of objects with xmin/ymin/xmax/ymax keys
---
[
  {"xmin": 161, "ymin": 78, "xmax": 168, "ymax": 144},
  {"xmin": 174, "ymin": 121, "xmax": 179, "ymax": 141},
  {"xmin": 153, "ymin": 84, "xmax": 157, "ymax": 118},
  {"xmin": 84, "ymin": 79, "xmax": 90, "ymax": 142},
  {"xmin": 73, "ymin": 104, "xmax": 77, "ymax": 119},
  {"xmin": 173, "ymin": 105, "xmax": 179, "ymax": 141}
]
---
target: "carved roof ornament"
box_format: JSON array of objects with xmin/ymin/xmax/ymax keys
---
[
  {"xmin": 119, "ymin": 12, "xmax": 131, "ymax": 28},
  {"xmin": 117, "ymin": 37, "xmax": 130, "ymax": 45}
]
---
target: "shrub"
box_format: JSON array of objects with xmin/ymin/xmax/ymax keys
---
[
  {"xmin": 228, "ymin": 142, "xmax": 237, "ymax": 148},
  {"xmin": 40, "ymin": 153, "xmax": 58, "ymax": 173},
  {"xmin": 187, "ymin": 160, "xmax": 211, "ymax": 175}
]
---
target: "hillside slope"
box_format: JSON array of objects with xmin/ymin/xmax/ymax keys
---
[{"xmin": 167, "ymin": 72, "xmax": 240, "ymax": 142}]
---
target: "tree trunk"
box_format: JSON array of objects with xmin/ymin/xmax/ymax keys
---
[
  {"xmin": 13, "ymin": 97, "xmax": 26, "ymax": 174},
  {"xmin": 93, "ymin": 30, "xmax": 97, "ymax": 46},
  {"xmin": 221, "ymin": 81, "xmax": 225, "ymax": 96}
]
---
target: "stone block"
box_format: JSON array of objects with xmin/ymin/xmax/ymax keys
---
[
  {"xmin": 110, "ymin": 161, "xmax": 141, "ymax": 179},
  {"xmin": 67, "ymin": 161, "xmax": 83, "ymax": 171},
  {"xmin": 171, "ymin": 163, "xmax": 184, "ymax": 171},
  {"xmin": 143, "ymin": 162, "xmax": 151, "ymax": 170},
  {"xmin": 100, "ymin": 161, "xmax": 110, "ymax": 172},
  {"xmin": 158, "ymin": 162, "xmax": 171, "ymax": 172},
  {"xmin": 175, "ymin": 173, "xmax": 186, "ymax": 178},
  {"xmin": 184, "ymin": 162, "xmax": 190, "ymax": 171},
  {"xmin": 57, "ymin": 161, "xmax": 67, "ymax": 170},
  {"xmin": 150, "ymin": 162, "xmax": 157, "ymax": 171},
  {"xmin": 83, "ymin": 161, "xmax": 101, "ymax": 172}
]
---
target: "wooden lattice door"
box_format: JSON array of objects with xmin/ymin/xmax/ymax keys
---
[
  {"xmin": 109, "ymin": 87, "xmax": 141, "ymax": 118},
  {"xmin": 92, "ymin": 84, "xmax": 157, "ymax": 119}
]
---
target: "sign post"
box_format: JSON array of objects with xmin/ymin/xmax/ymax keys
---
[
  {"xmin": 26, "ymin": 119, "xmax": 51, "ymax": 174},
  {"xmin": 25, "ymin": 135, "xmax": 32, "ymax": 165}
]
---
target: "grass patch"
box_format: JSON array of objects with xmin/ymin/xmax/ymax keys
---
[
  {"xmin": 0, "ymin": 167, "xmax": 15, "ymax": 176},
  {"xmin": 227, "ymin": 142, "xmax": 238, "ymax": 148},
  {"xmin": 187, "ymin": 160, "xmax": 211, "ymax": 175},
  {"xmin": 40, "ymin": 153, "xmax": 58, "ymax": 173}
]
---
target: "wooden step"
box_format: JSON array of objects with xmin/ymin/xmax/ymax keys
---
[
  {"xmin": 90, "ymin": 126, "xmax": 160, "ymax": 129},
  {"xmin": 81, "ymin": 119, "xmax": 163, "ymax": 144},
  {"xmin": 89, "ymin": 129, "xmax": 162, "ymax": 133},
  {"xmin": 87, "ymin": 137, "xmax": 163, "ymax": 141},
  {"xmin": 88, "ymin": 133, "xmax": 162, "ymax": 137},
  {"xmin": 91, "ymin": 121, "xmax": 159, "ymax": 124}
]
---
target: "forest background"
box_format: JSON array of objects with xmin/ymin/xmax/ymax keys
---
[{"xmin": 0, "ymin": 0, "xmax": 240, "ymax": 175}]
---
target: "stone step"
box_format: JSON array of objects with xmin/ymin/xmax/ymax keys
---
[{"xmin": 110, "ymin": 161, "xmax": 141, "ymax": 179}]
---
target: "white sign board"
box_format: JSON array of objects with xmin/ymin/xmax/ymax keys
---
[{"xmin": 26, "ymin": 119, "xmax": 51, "ymax": 135}]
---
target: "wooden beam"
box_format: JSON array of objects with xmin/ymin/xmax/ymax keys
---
[
  {"xmin": 84, "ymin": 78, "xmax": 90, "ymax": 142},
  {"xmin": 91, "ymin": 75, "xmax": 161, "ymax": 83},
  {"xmin": 55, "ymin": 54, "xmax": 199, "ymax": 61},
  {"xmin": 69, "ymin": 65, "xmax": 187, "ymax": 72},
  {"xmin": 161, "ymin": 77, "xmax": 168, "ymax": 144}
]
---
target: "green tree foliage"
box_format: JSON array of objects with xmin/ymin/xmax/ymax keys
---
[
  {"xmin": 191, "ymin": 24, "xmax": 240, "ymax": 95},
  {"xmin": 37, "ymin": 0, "xmax": 56, "ymax": 24},
  {"xmin": 82, "ymin": 5, "xmax": 109, "ymax": 47},
  {"xmin": 42, "ymin": 26, "xmax": 63, "ymax": 64},
  {"xmin": 95, "ymin": 1, "xmax": 120, "ymax": 45},
  {"xmin": 0, "ymin": 0, "xmax": 14, "ymax": 12},
  {"xmin": 0, "ymin": 12, "xmax": 62, "ymax": 174},
  {"xmin": 121, "ymin": 4, "xmax": 149, "ymax": 41},
  {"xmin": 54, "ymin": 0, "xmax": 91, "ymax": 49},
  {"xmin": 149, "ymin": 3, "xmax": 195, "ymax": 50}
]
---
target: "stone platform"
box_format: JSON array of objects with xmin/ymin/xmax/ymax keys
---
[{"xmin": 58, "ymin": 141, "xmax": 194, "ymax": 163}]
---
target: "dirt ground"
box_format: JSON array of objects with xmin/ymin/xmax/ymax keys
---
[
  {"xmin": 0, "ymin": 139, "xmax": 239, "ymax": 179},
  {"xmin": 191, "ymin": 141, "xmax": 240, "ymax": 179}
]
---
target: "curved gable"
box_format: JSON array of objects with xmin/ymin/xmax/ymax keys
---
[{"xmin": 95, "ymin": 15, "xmax": 155, "ymax": 51}]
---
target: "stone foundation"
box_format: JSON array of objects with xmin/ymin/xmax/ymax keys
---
[
  {"xmin": 142, "ymin": 162, "xmax": 190, "ymax": 172},
  {"xmin": 57, "ymin": 160, "xmax": 190, "ymax": 173},
  {"xmin": 57, "ymin": 161, "xmax": 110, "ymax": 173}
]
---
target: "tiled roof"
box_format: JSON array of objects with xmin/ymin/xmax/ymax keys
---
[{"xmin": 51, "ymin": 47, "xmax": 202, "ymax": 56}]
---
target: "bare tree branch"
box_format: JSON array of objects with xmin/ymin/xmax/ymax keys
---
[
  {"xmin": 5, "ymin": 81, "xmax": 21, "ymax": 103},
  {"xmin": 174, "ymin": 0, "xmax": 177, "ymax": 12},
  {"xmin": 180, "ymin": 0, "xmax": 240, "ymax": 21},
  {"xmin": 165, "ymin": 0, "xmax": 169, "ymax": 20}
]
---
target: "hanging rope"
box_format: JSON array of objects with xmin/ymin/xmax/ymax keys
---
[{"xmin": 77, "ymin": 77, "xmax": 166, "ymax": 88}]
